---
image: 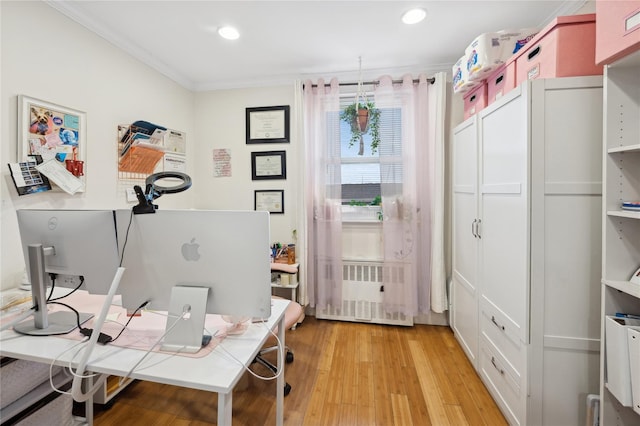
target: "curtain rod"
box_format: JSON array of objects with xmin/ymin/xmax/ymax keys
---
[{"xmin": 306, "ymin": 77, "xmax": 435, "ymax": 88}]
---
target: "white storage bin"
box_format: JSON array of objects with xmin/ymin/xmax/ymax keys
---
[
  {"xmin": 605, "ymin": 315, "xmax": 640, "ymax": 406},
  {"xmin": 14, "ymin": 393, "xmax": 74, "ymax": 426},
  {"xmin": 0, "ymin": 359, "xmax": 62, "ymax": 409},
  {"xmin": 466, "ymin": 28, "xmax": 538, "ymax": 81},
  {"xmin": 628, "ymin": 327, "xmax": 640, "ymax": 414}
]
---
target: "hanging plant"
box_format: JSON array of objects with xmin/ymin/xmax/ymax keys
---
[{"xmin": 340, "ymin": 100, "xmax": 381, "ymax": 155}]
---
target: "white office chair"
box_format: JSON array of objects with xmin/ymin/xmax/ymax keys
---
[{"xmin": 253, "ymin": 296, "xmax": 303, "ymax": 396}]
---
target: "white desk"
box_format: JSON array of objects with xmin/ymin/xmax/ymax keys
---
[{"xmin": 0, "ymin": 296, "xmax": 289, "ymax": 425}]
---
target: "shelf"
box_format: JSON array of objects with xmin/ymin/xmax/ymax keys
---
[
  {"xmin": 271, "ymin": 282, "xmax": 299, "ymax": 289},
  {"xmin": 607, "ymin": 210, "xmax": 640, "ymax": 220},
  {"xmin": 603, "ymin": 279, "xmax": 640, "ymax": 299},
  {"xmin": 608, "ymin": 144, "xmax": 640, "ymax": 154}
]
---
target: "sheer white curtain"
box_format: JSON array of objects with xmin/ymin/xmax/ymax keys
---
[
  {"xmin": 374, "ymin": 73, "xmax": 448, "ymax": 315},
  {"xmin": 300, "ymin": 73, "xmax": 448, "ymax": 315},
  {"xmin": 301, "ymin": 78, "xmax": 343, "ymax": 310}
]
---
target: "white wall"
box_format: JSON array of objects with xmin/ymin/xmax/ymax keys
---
[
  {"xmin": 1, "ymin": 2, "xmax": 300, "ymax": 290},
  {"xmin": 1, "ymin": 1, "xmax": 195, "ymax": 289},
  {"xmin": 193, "ymin": 87, "xmax": 298, "ymax": 245}
]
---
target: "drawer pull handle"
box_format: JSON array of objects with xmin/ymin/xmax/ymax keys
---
[
  {"xmin": 495, "ymin": 75, "xmax": 504, "ymax": 85},
  {"xmin": 472, "ymin": 219, "xmax": 477, "ymax": 238},
  {"xmin": 491, "ymin": 315, "xmax": 505, "ymax": 331},
  {"xmin": 491, "ymin": 356, "xmax": 505, "ymax": 375}
]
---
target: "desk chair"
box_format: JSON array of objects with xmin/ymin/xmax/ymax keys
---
[{"xmin": 253, "ymin": 296, "xmax": 303, "ymax": 396}]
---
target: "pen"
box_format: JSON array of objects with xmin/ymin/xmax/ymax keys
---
[{"xmin": 615, "ymin": 312, "xmax": 640, "ymax": 320}]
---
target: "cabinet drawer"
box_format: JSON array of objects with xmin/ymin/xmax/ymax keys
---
[
  {"xmin": 480, "ymin": 297, "xmax": 526, "ymax": 376},
  {"xmin": 596, "ymin": 0, "xmax": 640, "ymax": 65},
  {"xmin": 479, "ymin": 335, "xmax": 525, "ymax": 426}
]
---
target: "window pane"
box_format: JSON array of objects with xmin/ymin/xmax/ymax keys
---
[
  {"xmin": 341, "ymin": 163, "xmax": 380, "ymax": 184},
  {"xmin": 342, "ymin": 182, "xmax": 381, "ymax": 205},
  {"xmin": 340, "ymin": 119, "xmax": 378, "ymax": 159},
  {"xmin": 337, "ymin": 94, "xmax": 402, "ymax": 207}
]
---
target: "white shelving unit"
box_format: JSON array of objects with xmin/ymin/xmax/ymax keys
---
[{"xmin": 600, "ymin": 49, "xmax": 640, "ymax": 425}]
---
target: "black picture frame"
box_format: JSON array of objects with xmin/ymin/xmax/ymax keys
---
[
  {"xmin": 246, "ymin": 105, "xmax": 290, "ymax": 144},
  {"xmin": 251, "ymin": 150, "xmax": 286, "ymax": 180},
  {"xmin": 254, "ymin": 190, "xmax": 285, "ymax": 214}
]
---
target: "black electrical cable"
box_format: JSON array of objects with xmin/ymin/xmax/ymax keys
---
[
  {"xmin": 47, "ymin": 301, "xmax": 84, "ymax": 331},
  {"xmin": 46, "ymin": 273, "xmax": 57, "ymax": 302},
  {"xmin": 119, "ymin": 209, "xmax": 134, "ymax": 267},
  {"xmin": 48, "ymin": 276, "xmax": 85, "ymax": 302},
  {"xmin": 109, "ymin": 301, "xmax": 149, "ymax": 343}
]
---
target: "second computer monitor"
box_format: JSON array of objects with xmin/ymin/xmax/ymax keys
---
[{"xmin": 115, "ymin": 209, "xmax": 272, "ymax": 320}]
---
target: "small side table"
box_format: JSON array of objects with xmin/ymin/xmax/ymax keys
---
[{"xmin": 270, "ymin": 281, "xmax": 300, "ymax": 306}]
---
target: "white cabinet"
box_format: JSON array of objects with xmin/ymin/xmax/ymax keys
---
[
  {"xmin": 451, "ymin": 117, "xmax": 480, "ymax": 367},
  {"xmin": 600, "ymin": 50, "xmax": 640, "ymax": 426},
  {"xmin": 451, "ymin": 76, "xmax": 603, "ymax": 426}
]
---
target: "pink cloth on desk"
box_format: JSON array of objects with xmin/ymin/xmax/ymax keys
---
[
  {"xmin": 7, "ymin": 292, "xmax": 245, "ymax": 359},
  {"xmin": 270, "ymin": 263, "xmax": 298, "ymax": 274}
]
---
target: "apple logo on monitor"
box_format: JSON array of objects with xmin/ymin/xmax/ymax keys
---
[{"xmin": 181, "ymin": 238, "xmax": 201, "ymax": 261}]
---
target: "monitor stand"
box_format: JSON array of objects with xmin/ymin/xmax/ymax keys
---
[
  {"xmin": 160, "ymin": 285, "xmax": 210, "ymax": 353},
  {"xmin": 14, "ymin": 244, "xmax": 93, "ymax": 336}
]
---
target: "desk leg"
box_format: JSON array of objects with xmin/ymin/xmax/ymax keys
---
[
  {"xmin": 277, "ymin": 315, "xmax": 285, "ymax": 426},
  {"xmin": 291, "ymin": 288, "xmax": 298, "ymax": 330},
  {"xmin": 85, "ymin": 375, "xmax": 94, "ymax": 426},
  {"xmin": 218, "ymin": 391, "xmax": 232, "ymax": 425}
]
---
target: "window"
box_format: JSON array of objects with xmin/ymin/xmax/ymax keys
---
[{"xmin": 338, "ymin": 95, "xmax": 402, "ymax": 207}]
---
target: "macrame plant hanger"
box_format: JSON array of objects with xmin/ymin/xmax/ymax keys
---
[{"xmin": 355, "ymin": 56, "xmax": 369, "ymax": 156}]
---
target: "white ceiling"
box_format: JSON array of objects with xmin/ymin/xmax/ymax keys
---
[{"xmin": 46, "ymin": 0, "xmax": 588, "ymax": 92}]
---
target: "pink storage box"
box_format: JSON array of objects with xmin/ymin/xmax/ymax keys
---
[
  {"xmin": 596, "ymin": 0, "xmax": 640, "ymax": 65},
  {"xmin": 463, "ymin": 83, "xmax": 487, "ymax": 120},
  {"xmin": 515, "ymin": 14, "xmax": 603, "ymax": 85},
  {"xmin": 486, "ymin": 60, "xmax": 516, "ymax": 105}
]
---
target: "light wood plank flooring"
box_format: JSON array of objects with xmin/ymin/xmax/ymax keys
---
[{"xmin": 93, "ymin": 317, "xmax": 506, "ymax": 425}]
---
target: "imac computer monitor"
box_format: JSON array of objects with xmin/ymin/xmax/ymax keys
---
[
  {"xmin": 115, "ymin": 209, "xmax": 272, "ymax": 352},
  {"xmin": 15, "ymin": 209, "xmax": 120, "ymax": 335}
]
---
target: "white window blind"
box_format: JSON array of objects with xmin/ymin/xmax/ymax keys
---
[{"xmin": 335, "ymin": 94, "xmax": 402, "ymax": 204}]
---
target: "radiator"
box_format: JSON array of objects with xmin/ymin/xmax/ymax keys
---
[{"xmin": 316, "ymin": 260, "xmax": 413, "ymax": 326}]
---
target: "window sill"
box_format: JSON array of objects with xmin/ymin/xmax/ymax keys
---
[
  {"xmin": 342, "ymin": 218, "xmax": 383, "ymax": 224},
  {"xmin": 341, "ymin": 206, "xmax": 382, "ymax": 222}
]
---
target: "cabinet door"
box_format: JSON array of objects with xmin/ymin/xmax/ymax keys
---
[
  {"xmin": 451, "ymin": 118, "xmax": 479, "ymax": 366},
  {"xmin": 479, "ymin": 87, "xmax": 529, "ymax": 343}
]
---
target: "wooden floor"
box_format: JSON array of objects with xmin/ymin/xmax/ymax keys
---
[{"xmin": 93, "ymin": 317, "xmax": 506, "ymax": 425}]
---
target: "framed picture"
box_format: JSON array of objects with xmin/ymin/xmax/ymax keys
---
[
  {"xmin": 255, "ymin": 190, "xmax": 284, "ymax": 214},
  {"xmin": 251, "ymin": 150, "xmax": 286, "ymax": 180},
  {"xmin": 246, "ymin": 105, "xmax": 290, "ymax": 144},
  {"xmin": 17, "ymin": 95, "xmax": 87, "ymax": 190}
]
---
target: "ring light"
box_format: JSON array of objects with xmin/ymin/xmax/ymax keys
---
[
  {"xmin": 133, "ymin": 171, "xmax": 192, "ymax": 214},
  {"xmin": 145, "ymin": 171, "xmax": 192, "ymax": 195}
]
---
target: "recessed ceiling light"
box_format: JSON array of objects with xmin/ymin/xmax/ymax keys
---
[
  {"xmin": 402, "ymin": 8, "xmax": 427, "ymax": 25},
  {"xmin": 218, "ymin": 26, "xmax": 240, "ymax": 40}
]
